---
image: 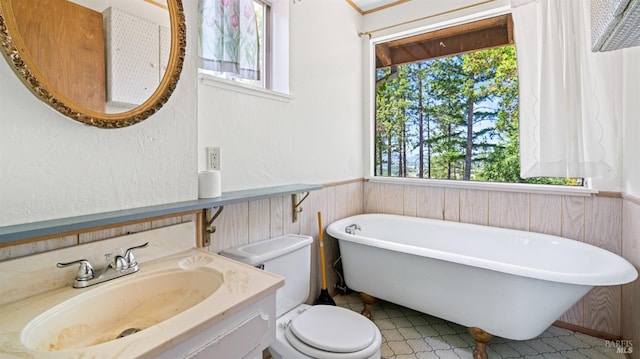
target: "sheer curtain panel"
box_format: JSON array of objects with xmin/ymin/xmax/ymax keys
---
[
  {"xmin": 512, "ymin": 0, "xmax": 623, "ymax": 181},
  {"xmin": 199, "ymin": 0, "xmax": 260, "ymax": 80}
]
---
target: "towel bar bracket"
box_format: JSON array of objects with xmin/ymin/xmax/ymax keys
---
[
  {"xmin": 203, "ymin": 206, "xmax": 224, "ymax": 247},
  {"xmin": 292, "ymin": 192, "xmax": 310, "ymax": 223}
]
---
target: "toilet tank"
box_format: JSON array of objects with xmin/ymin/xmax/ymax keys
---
[{"xmin": 220, "ymin": 235, "xmax": 313, "ymax": 318}]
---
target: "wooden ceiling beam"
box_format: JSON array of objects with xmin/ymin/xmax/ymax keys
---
[
  {"xmin": 376, "ymin": 44, "xmax": 393, "ymax": 67},
  {"xmin": 393, "ymin": 27, "xmax": 510, "ymax": 66},
  {"xmin": 384, "ymin": 16, "xmax": 508, "ymax": 48},
  {"xmin": 507, "ymin": 14, "xmax": 514, "ymax": 44},
  {"xmin": 375, "ymin": 14, "xmax": 513, "ymax": 69}
]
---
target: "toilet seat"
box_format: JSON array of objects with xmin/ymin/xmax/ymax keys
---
[{"xmin": 284, "ymin": 305, "xmax": 380, "ymax": 359}]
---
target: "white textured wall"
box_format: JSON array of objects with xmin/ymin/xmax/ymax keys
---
[
  {"xmin": 0, "ymin": 5, "xmax": 199, "ymax": 226},
  {"xmin": 622, "ymin": 47, "xmax": 640, "ymax": 197},
  {"xmin": 198, "ymin": 0, "xmax": 364, "ymax": 191},
  {"xmin": 361, "ymin": 0, "xmax": 510, "ymax": 39},
  {"xmin": 4, "ymin": 0, "xmax": 638, "ymax": 224}
]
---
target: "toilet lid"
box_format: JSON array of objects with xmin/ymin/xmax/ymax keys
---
[{"xmin": 289, "ymin": 305, "xmax": 377, "ymax": 353}]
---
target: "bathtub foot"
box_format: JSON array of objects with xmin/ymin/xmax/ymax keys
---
[
  {"xmin": 468, "ymin": 327, "xmax": 493, "ymax": 359},
  {"xmin": 359, "ymin": 292, "xmax": 375, "ymax": 319}
]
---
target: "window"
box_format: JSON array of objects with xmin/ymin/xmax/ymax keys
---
[
  {"xmin": 374, "ymin": 15, "xmax": 581, "ymax": 186},
  {"xmin": 199, "ymin": 0, "xmax": 271, "ymax": 89}
]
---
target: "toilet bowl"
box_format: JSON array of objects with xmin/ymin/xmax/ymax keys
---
[
  {"xmin": 220, "ymin": 235, "xmax": 382, "ymax": 359},
  {"xmin": 270, "ymin": 304, "xmax": 382, "ymax": 359}
]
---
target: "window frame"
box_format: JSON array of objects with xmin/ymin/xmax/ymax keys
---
[
  {"xmin": 255, "ymin": 0, "xmax": 272, "ymax": 90},
  {"xmin": 199, "ymin": 0, "xmax": 292, "ymax": 100},
  {"xmin": 365, "ymin": 8, "xmax": 594, "ymax": 196}
]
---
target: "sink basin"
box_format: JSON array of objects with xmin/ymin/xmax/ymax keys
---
[
  {"xmin": 21, "ymin": 266, "xmax": 223, "ymax": 352},
  {"xmin": 1, "ymin": 223, "xmax": 284, "ymax": 358}
]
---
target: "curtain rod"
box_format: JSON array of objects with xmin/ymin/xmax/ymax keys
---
[{"xmin": 358, "ymin": 0, "xmax": 499, "ymax": 37}]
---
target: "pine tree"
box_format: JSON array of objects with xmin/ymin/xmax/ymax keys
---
[
  {"xmin": 376, "ymin": 46, "xmax": 518, "ymax": 180},
  {"xmin": 372, "ymin": 44, "xmax": 564, "ymax": 185}
]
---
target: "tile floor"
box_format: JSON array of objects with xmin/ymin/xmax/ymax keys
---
[{"xmin": 334, "ymin": 292, "xmax": 628, "ymax": 359}]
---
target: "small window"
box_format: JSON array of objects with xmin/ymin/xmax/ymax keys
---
[
  {"xmin": 199, "ymin": 0, "xmax": 271, "ymax": 89},
  {"xmin": 374, "ymin": 14, "xmax": 581, "ymax": 186}
]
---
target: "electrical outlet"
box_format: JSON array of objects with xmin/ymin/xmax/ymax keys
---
[{"xmin": 206, "ymin": 147, "xmax": 220, "ymax": 170}]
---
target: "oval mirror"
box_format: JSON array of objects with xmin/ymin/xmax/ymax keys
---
[{"xmin": 0, "ymin": 0, "xmax": 185, "ymax": 128}]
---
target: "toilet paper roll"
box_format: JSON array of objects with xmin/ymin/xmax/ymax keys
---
[{"xmin": 198, "ymin": 170, "xmax": 221, "ymax": 198}]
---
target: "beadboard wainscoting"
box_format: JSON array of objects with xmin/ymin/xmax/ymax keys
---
[
  {"xmin": 363, "ymin": 181, "xmax": 628, "ymax": 339},
  {"xmin": 0, "ymin": 211, "xmax": 202, "ymax": 261},
  {"xmin": 622, "ymin": 194, "xmax": 640, "ymax": 355},
  {"xmin": 203, "ymin": 179, "xmax": 364, "ymax": 304}
]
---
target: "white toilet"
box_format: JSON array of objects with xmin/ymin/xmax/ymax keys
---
[{"xmin": 220, "ymin": 234, "xmax": 382, "ymax": 359}]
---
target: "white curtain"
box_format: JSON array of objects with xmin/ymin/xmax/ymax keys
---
[
  {"xmin": 199, "ymin": 0, "xmax": 260, "ymax": 80},
  {"xmin": 513, "ymin": 0, "xmax": 623, "ymax": 180}
]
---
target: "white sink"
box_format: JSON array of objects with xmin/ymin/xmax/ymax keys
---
[
  {"xmin": 21, "ymin": 266, "xmax": 223, "ymax": 351},
  {"xmin": 0, "ymin": 238, "xmax": 283, "ymax": 359}
]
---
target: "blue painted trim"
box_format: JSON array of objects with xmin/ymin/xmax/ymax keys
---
[{"xmin": 0, "ymin": 184, "xmax": 322, "ymax": 244}]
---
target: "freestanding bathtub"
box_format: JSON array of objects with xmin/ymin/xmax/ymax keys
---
[{"xmin": 327, "ymin": 214, "xmax": 638, "ymax": 358}]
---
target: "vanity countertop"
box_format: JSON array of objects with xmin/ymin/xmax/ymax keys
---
[{"xmin": 0, "ymin": 223, "xmax": 284, "ymax": 358}]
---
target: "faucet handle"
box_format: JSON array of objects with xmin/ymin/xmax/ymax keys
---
[
  {"xmin": 57, "ymin": 259, "xmax": 94, "ymax": 281},
  {"xmin": 105, "ymin": 253, "xmax": 128, "ymax": 270},
  {"xmin": 123, "ymin": 242, "xmax": 149, "ymax": 268}
]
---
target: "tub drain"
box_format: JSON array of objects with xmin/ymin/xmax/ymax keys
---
[{"xmin": 117, "ymin": 328, "xmax": 141, "ymax": 339}]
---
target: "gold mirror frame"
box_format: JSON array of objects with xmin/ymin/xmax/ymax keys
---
[{"xmin": 0, "ymin": 0, "xmax": 186, "ymax": 128}]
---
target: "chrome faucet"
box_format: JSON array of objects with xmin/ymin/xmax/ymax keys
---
[
  {"xmin": 57, "ymin": 242, "xmax": 149, "ymax": 288},
  {"xmin": 345, "ymin": 224, "xmax": 361, "ymax": 235}
]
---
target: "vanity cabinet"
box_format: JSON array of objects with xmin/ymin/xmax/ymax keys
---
[{"xmin": 156, "ymin": 293, "xmax": 277, "ymax": 359}]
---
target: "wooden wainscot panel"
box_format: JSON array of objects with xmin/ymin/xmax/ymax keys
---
[
  {"xmin": 416, "ymin": 186, "xmax": 445, "ymax": 220},
  {"xmin": 583, "ymin": 196, "xmax": 623, "ymax": 336},
  {"xmin": 403, "ymin": 185, "xmax": 418, "ymax": 217},
  {"xmin": 248, "ymin": 199, "xmax": 271, "ymax": 243},
  {"xmin": 364, "ymin": 182, "xmax": 386, "ymax": 214},
  {"xmin": 529, "ymin": 194, "xmax": 562, "ymax": 236},
  {"xmin": 487, "ymin": 191, "xmax": 528, "ymax": 231},
  {"xmin": 621, "ymin": 197, "xmax": 640, "ymax": 348},
  {"xmin": 0, "ymin": 235, "xmax": 77, "ymax": 261},
  {"xmin": 209, "ymin": 202, "xmax": 249, "ymax": 253},
  {"xmin": 460, "ymin": 189, "xmax": 489, "ymax": 226},
  {"xmin": 269, "ymin": 196, "xmax": 286, "ymax": 238},
  {"xmin": 384, "ymin": 184, "xmax": 405, "ymax": 215},
  {"xmin": 0, "ymin": 210, "xmax": 202, "ymax": 261},
  {"xmin": 443, "ymin": 188, "xmax": 460, "ymax": 222}
]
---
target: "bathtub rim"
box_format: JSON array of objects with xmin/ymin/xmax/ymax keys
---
[{"xmin": 326, "ymin": 213, "xmax": 638, "ymax": 287}]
